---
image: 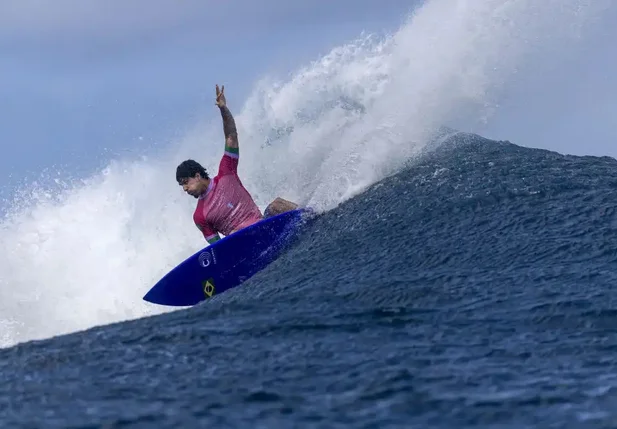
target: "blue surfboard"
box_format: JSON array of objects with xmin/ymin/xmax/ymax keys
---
[{"xmin": 143, "ymin": 208, "xmax": 313, "ymax": 307}]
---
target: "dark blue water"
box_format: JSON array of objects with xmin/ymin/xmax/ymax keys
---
[{"xmin": 2, "ymin": 133, "xmax": 617, "ymax": 428}]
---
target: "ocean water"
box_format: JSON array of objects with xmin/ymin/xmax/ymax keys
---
[
  {"xmin": 2, "ymin": 134, "xmax": 617, "ymax": 428},
  {"xmin": 1, "ymin": 0, "xmax": 616, "ymax": 427}
]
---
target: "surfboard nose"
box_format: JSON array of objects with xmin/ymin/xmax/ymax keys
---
[{"xmin": 143, "ymin": 278, "xmax": 203, "ymax": 307}]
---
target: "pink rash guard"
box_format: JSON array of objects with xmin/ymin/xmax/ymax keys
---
[{"xmin": 193, "ymin": 146, "xmax": 263, "ymax": 242}]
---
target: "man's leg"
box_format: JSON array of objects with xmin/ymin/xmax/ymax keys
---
[{"xmin": 264, "ymin": 197, "xmax": 299, "ymax": 217}]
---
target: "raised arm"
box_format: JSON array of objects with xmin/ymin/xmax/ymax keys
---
[{"xmin": 215, "ymin": 85, "xmax": 238, "ymax": 151}]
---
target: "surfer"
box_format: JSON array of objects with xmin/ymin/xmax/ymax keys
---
[{"xmin": 176, "ymin": 85, "xmax": 298, "ymax": 244}]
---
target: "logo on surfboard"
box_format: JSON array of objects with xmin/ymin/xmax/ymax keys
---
[{"xmin": 198, "ymin": 249, "xmax": 217, "ymax": 268}]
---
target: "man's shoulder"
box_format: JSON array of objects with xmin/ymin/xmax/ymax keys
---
[{"xmin": 213, "ymin": 172, "xmax": 240, "ymax": 186}]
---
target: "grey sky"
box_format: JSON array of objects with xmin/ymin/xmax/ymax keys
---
[
  {"xmin": 477, "ymin": 4, "xmax": 617, "ymax": 158},
  {"xmin": 1, "ymin": 0, "xmax": 616, "ymax": 196},
  {"xmin": 1, "ymin": 0, "xmax": 417, "ymax": 191}
]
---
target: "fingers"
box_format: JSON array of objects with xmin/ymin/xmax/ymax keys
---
[{"xmin": 215, "ymin": 84, "xmax": 226, "ymax": 105}]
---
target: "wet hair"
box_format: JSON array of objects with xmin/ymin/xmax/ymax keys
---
[{"xmin": 176, "ymin": 159, "xmax": 209, "ymax": 183}]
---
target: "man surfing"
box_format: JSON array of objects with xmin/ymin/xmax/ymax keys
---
[{"xmin": 176, "ymin": 85, "xmax": 297, "ymax": 244}]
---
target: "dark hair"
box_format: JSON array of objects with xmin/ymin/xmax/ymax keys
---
[{"xmin": 176, "ymin": 159, "xmax": 209, "ymax": 183}]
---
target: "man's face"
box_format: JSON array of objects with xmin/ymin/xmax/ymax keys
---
[{"xmin": 179, "ymin": 174, "xmax": 205, "ymax": 198}]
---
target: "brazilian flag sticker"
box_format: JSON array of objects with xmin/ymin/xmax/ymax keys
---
[{"xmin": 202, "ymin": 278, "xmax": 216, "ymax": 298}]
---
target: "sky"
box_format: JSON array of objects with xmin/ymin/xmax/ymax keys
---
[
  {"xmin": 477, "ymin": 6, "xmax": 617, "ymax": 157},
  {"xmin": 1, "ymin": 0, "xmax": 616, "ymax": 193},
  {"xmin": 0, "ymin": 0, "xmax": 417, "ymax": 190}
]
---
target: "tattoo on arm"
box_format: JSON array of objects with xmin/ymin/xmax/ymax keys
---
[
  {"xmin": 207, "ymin": 234, "xmax": 221, "ymax": 244},
  {"xmin": 219, "ymin": 106, "xmax": 238, "ymax": 149}
]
